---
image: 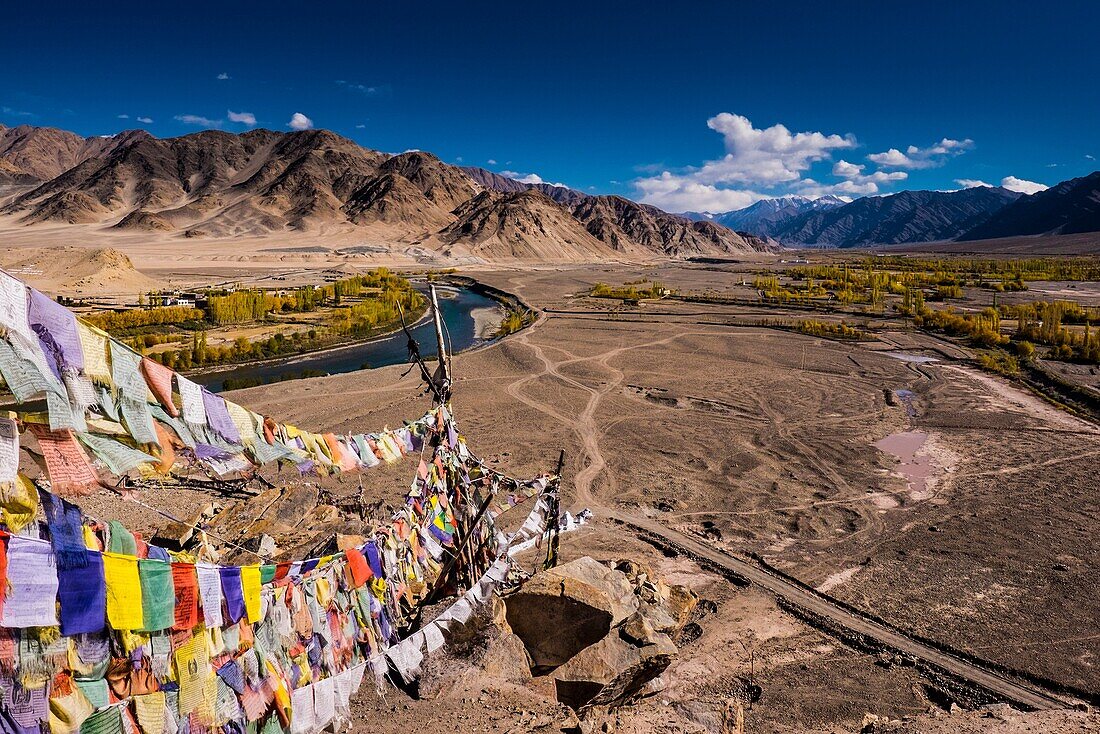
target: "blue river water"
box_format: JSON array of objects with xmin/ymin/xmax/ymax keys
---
[{"xmin": 197, "ymin": 286, "xmax": 501, "ymax": 392}]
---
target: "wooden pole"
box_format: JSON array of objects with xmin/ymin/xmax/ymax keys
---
[{"xmin": 429, "ymin": 284, "xmax": 451, "ymax": 402}]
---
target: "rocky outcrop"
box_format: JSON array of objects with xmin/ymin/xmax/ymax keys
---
[
  {"xmin": 505, "ymin": 556, "xmax": 639, "ymax": 669},
  {"xmin": 504, "ymin": 556, "xmax": 697, "ymax": 712}
]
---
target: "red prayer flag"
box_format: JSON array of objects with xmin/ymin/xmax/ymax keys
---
[
  {"xmin": 344, "ymin": 548, "xmax": 372, "ymax": 588},
  {"xmin": 141, "ymin": 358, "xmax": 179, "ymax": 417},
  {"xmin": 171, "ymin": 562, "xmax": 199, "ymax": 631}
]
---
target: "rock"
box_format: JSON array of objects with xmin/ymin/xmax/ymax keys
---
[
  {"xmin": 551, "ymin": 633, "xmax": 675, "ymax": 710},
  {"xmin": 335, "ymin": 533, "xmax": 366, "ymax": 551},
  {"xmin": 506, "ymin": 557, "xmax": 639, "ymax": 669},
  {"xmin": 665, "ymin": 585, "xmax": 698, "ymax": 629},
  {"xmin": 481, "ymin": 632, "xmax": 533, "ymax": 684}
]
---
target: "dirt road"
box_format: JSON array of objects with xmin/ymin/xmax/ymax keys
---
[{"xmin": 608, "ymin": 510, "xmax": 1072, "ymax": 711}]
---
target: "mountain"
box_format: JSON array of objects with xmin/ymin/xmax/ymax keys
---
[
  {"xmin": 0, "ymin": 124, "xmax": 151, "ymax": 184},
  {"xmin": 769, "ymin": 186, "xmax": 1022, "ymax": 247},
  {"xmin": 440, "ymin": 189, "xmax": 629, "ymax": 261},
  {"xmin": 686, "ymin": 195, "xmax": 848, "ymax": 238},
  {"xmin": 0, "ymin": 124, "xmax": 773, "ymax": 262},
  {"xmin": 959, "ymin": 172, "xmax": 1100, "ymax": 240},
  {"xmin": 462, "ymin": 167, "xmax": 769, "ymax": 255},
  {"xmin": 570, "ymin": 195, "xmax": 768, "ymax": 256},
  {"xmin": 460, "ymin": 167, "xmax": 588, "ymax": 205}
]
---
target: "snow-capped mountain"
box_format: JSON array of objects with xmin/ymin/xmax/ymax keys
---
[{"xmin": 680, "ymin": 195, "xmax": 849, "ymax": 238}]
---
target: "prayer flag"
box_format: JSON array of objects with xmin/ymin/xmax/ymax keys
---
[
  {"xmin": 0, "ymin": 536, "xmax": 59, "ymax": 628},
  {"xmin": 102, "ymin": 552, "xmax": 144, "ymax": 631},
  {"xmin": 344, "ymin": 548, "xmax": 372, "ymax": 588},
  {"xmin": 28, "ymin": 424, "xmax": 99, "ymax": 496},
  {"xmin": 58, "ymin": 550, "xmax": 106, "ymax": 636},
  {"xmin": 140, "ymin": 358, "xmax": 179, "ymax": 417},
  {"xmin": 241, "ymin": 565, "xmax": 262, "ymax": 624},
  {"xmin": 197, "ymin": 564, "xmax": 224, "ymax": 628},
  {"xmin": 220, "ymin": 566, "xmax": 246, "ymax": 624},
  {"xmin": 139, "ymin": 559, "xmax": 175, "ymax": 631},
  {"xmin": 172, "ymin": 563, "xmax": 199, "ymax": 631}
]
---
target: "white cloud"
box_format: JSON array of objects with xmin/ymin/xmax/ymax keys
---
[
  {"xmin": 634, "ymin": 113, "xmax": 856, "ymax": 211},
  {"xmin": 695, "ymin": 113, "xmax": 856, "ymax": 185},
  {"xmin": 336, "ymin": 80, "xmax": 380, "ymax": 95},
  {"xmin": 1, "ymin": 106, "xmax": 34, "ymax": 117},
  {"xmin": 487, "ymin": 159, "xmax": 497, "ymax": 165},
  {"xmin": 1000, "ymin": 176, "xmax": 1048, "ymax": 195},
  {"xmin": 501, "ymin": 170, "xmax": 569, "ymax": 189},
  {"xmin": 355, "ymin": 124, "xmax": 366, "ymax": 129},
  {"xmin": 455, "ymin": 156, "xmax": 463, "ymax": 163},
  {"xmin": 1087, "ymin": 154, "xmax": 1096, "ymax": 161},
  {"xmin": 288, "ymin": 112, "xmax": 313, "ymax": 131},
  {"xmin": 792, "ymin": 160, "xmax": 906, "ymax": 197},
  {"xmin": 635, "ymin": 172, "xmax": 767, "ymax": 212},
  {"xmin": 174, "ymin": 114, "xmax": 222, "ymax": 128},
  {"xmin": 217, "ymin": 72, "xmax": 230, "ymax": 80},
  {"xmin": 227, "ymin": 110, "xmax": 257, "ymax": 126},
  {"xmin": 137, "ymin": 117, "xmax": 153, "ymax": 124},
  {"xmin": 117, "ymin": 114, "xmax": 129, "ymax": 119},
  {"xmin": 868, "ymin": 138, "xmax": 974, "ymax": 169},
  {"xmin": 955, "ymin": 178, "xmax": 992, "ymax": 188}
]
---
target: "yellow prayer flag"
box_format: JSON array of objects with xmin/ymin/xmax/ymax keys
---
[
  {"xmin": 102, "ymin": 552, "xmax": 144, "ymax": 631},
  {"xmin": 241, "ymin": 565, "xmax": 262, "ymax": 624}
]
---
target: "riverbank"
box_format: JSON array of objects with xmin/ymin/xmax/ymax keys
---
[
  {"xmin": 196, "ymin": 283, "xmax": 509, "ymax": 391},
  {"xmin": 186, "ymin": 306, "xmax": 433, "ymax": 381}
]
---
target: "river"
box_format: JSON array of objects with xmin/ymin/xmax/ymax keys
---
[{"xmin": 197, "ymin": 286, "xmax": 503, "ymax": 392}]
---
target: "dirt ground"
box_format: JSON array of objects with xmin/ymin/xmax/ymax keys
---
[{"xmin": 73, "ymin": 262, "xmax": 1100, "ymax": 732}]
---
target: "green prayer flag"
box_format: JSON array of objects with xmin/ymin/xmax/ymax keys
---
[{"xmin": 139, "ymin": 559, "xmax": 176, "ymax": 631}]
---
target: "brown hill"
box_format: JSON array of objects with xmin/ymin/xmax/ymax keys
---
[
  {"xmin": 570, "ymin": 195, "xmax": 769, "ymax": 255},
  {"xmin": 0, "ymin": 124, "xmax": 774, "ymax": 262},
  {"xmin": 463, "ymin": 166, "xmax": 771, "ymax": 255},
  {"xmin": 0, "ymin": 246, "xmax": 159, "ymax": 296},
  {"xmin": 0, "ymin": 124, "xmax": 150, "ymax": 183},
  {"xmin": 438, "ymin": 189, "xmax": 634, "ymax": 261}
]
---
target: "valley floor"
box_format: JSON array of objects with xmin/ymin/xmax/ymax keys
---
[{"xmin": 76, "ymin": 262, "xmax": 1100, "ymax": 732}]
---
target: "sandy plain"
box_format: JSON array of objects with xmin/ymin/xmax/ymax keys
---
[{"xmin": 24, "ymin": 251, "xmax": 1100, "ymax": 732}]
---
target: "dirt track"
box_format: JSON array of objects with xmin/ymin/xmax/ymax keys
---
[{"xmin": 609, "ymin": 511, "xmax": 1072, "ymax": 711}]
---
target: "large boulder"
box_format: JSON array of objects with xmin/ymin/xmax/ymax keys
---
[
  {"xmin": 551, "ymin": 629, "xmax": 676, "ymax": 710},
  {"xmin": 505, "ymin": 556, "xmax": 698, "ymax": 713},
  {"xmin": 505, "ymin": 557, "xmax": 639, "ymax": 670}
]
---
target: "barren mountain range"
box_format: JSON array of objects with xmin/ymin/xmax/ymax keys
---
[{"xmin": 0, "ymin": 124, "xmax": 770, "ymax": 262}]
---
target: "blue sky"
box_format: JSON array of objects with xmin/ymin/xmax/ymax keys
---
[{"xmin": 2, "ymin": 0, "xmax": 1097, "ymax": 212}]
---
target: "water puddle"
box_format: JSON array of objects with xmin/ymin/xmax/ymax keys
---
[{"xmin": 874, "ymin": 430, "xmax": 934, "ymax": 500}]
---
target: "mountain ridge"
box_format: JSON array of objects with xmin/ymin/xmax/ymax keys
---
[
  {"xmin": 959, "ymin": 173, "xmax": 1100, "ymax": 240},
  {"xmin": 0, "ymin": 125, "xmax": 773, "ymax": 261}
]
